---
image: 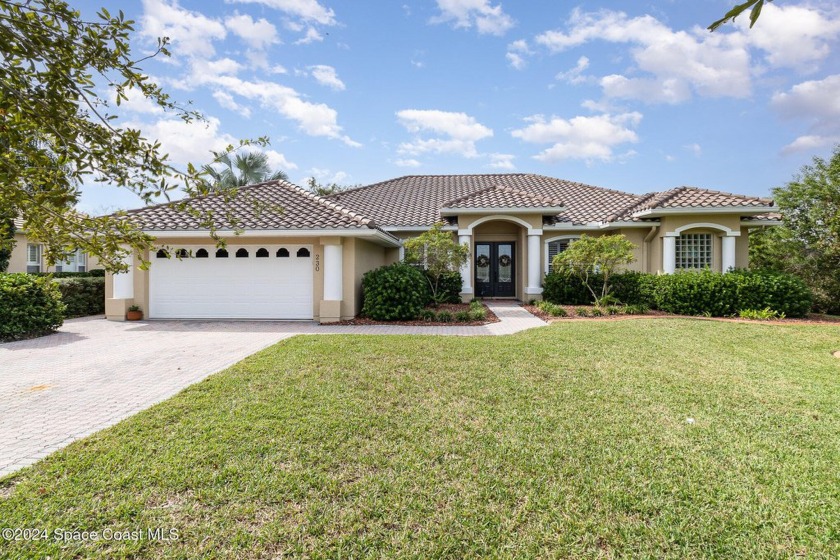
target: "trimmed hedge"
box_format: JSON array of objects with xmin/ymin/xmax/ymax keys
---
[
  {"xmin": 543, "ymin": 268, "xmax": 813, "ymax": 317},
  {"xmin": 0, "ymin": 273, "xmax": 65, "ymax": 341},
  {"xmin": 426, "ymin": 270, "xmax": 463, "ymax": 304},
  {"xmin": 34, "ymin": 269, "xmax": 105, "ymax": 278},
  {"xmin": 652, "ymin": 269, "xmax": 812, "ymax": 317},
  {"xmin": 362, "ymin": 263, "xmax": 430, "ymax": 320},
  {"xmin": 54, "ymin": 277, "xmax": 106, "ymax": 318}
]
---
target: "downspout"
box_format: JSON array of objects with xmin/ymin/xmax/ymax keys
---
[{"xmin": 643, "ymin": 226, "xmax": 659, "ymax": 273}]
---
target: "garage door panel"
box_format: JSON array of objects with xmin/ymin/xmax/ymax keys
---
[{"xmin": 150, "ymin": 245, "xmax": 313, "ymax": 319}]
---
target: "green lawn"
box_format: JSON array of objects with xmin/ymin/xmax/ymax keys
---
[{"xmin": 1, "ymin": 320, "xmax": 839, "ymax": 559}]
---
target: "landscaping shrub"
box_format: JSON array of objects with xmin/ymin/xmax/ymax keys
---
[
  {"xmin": 455, "ymin": 310, "xmax": 471, "ymax": 322},
  {"xmin": 624, "ymin": 303, "xmax": 650, "ymax": 315},
  {"xmin": 419, "ymin": 309, "xmax": 437, "ymax": 321},
  {"xmin": 652, "ymin": 269, "xmax": 812, "ymax": 318},
  {"xmin": 610, "ymin": 271, "xmax": 657, "ymax": 305},
  {"xmin": 436, "ymin": 310, "xmax": 453, "ymax": 323},
  {"xmin": 542, "ymin": 272, "xmax": 591, "ymax": 305},
  {"xmin": 54, "ymin": 277, "xmax": 106, "ymax": 318},
  {"xmin": 0, "ymin": 273, "xmax": 65, "ymax": 341},
  {"xmin": 575, "ymin": 307, "xmax": 590, "ymax": 317},
  {"xmin": 468, "ymin": 307, "xmax": 487, "ymax": 321},
  {"xmin": 362, "ymin": 263, "xmax": 430, "ymax": 320},
  {"xmin": 426, "ymin": 270, "xmax": 462, "ymax": 304},
  {"xmin": 536, "ymin": 300, "xmax": 568, "ymax": 317},
  {"xmin": 739, "ymin": 307, "xmax": 785, "ymax": 320}
]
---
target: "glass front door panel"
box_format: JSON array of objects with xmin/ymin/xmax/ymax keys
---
[
  {"xmin": 475, "ymin": 244, "xmax": 491, "ymax": 283},
  {"xmin": 497, "ymin": 244, "xmax": 512, "ymax": 283},
  {"xmin": 474, "ymin": 242, "xmax": 515, "ymax": 298}
]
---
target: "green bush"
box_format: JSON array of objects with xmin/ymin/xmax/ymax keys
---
[
  {"xmin": 575, "ymin": 307, "xmax": 590, "ymax": 317},
  {"xmin": 610, "ymin": 271, "xmax": 657, "ymax": 305},
  {"xmin": 624, "ymin": 303, "xmax": 650, "ymax": 315},
  {"xmin": 652, "ymin": 269, "xmax": 812, "ymax": 318},
  {"xmin": 455, "ymin": 310, "xmax": 471, "ymax": 322},
  {"xmin": 362, "ymin": 263, "xmax": 430, "ymax": 320},
  {"xmin": 54, "ymin": 277, "xmax": 106, "ymax": 318},
  {"xmin": 425, "ymin": 270, "xmax": 462, "ymax": 305},
  {"xmin": 0, "ymin": 273, "xmax": 65, "ymax": 341},
  {"xmin": 34, "ymin": 269, "xmax": 105, "ymax": 278},
  {"xmin": 436, "ymin": 310, "xmax": 453, "ymax": 323},
  {"xmin": 536, "ymin": 300, "xmax": 568, "ymax": 317},
  {"xmin": 468, "ymin": 306, "xmax": 487, "ymax": 321},
  {"xmin": 739, "ymin": 307, "xmax": 785, "ymax": 320},
  {"xmin": 419, "ymin": 309, "xmax": 437, "ymax": 321},
  {"xmin": 542, "ymin": 272, "xmax": 591, "ymax": 305}
]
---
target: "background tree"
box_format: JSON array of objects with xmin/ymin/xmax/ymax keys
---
[
  {"xmin": 0, "ymin": 209, "xmax": 15, "ymax": 272},
  {"xmin": 709, "ymin": 0, "xmax": 773, "ymax": 31},
  {"xmin": 0, "ymin": 0, "xmax": 265, "ymax": 272},
  {"xmin": 552, "ymin": 234, "xmax": 636, "ymax": 307},
  {"xmin": 306, "ymin": 177, "xmax": 354, "ymax": 197},
  {"xmin": 202, "ymin": 151, "xmax": 288, "ymax": 190},
  {"xmin": 403, "ymin": 222, "xmax": 469, "ymax": 305},
  {"xmin": 751, "ymin": 145, "xmax": 840, "ymax": 313}
]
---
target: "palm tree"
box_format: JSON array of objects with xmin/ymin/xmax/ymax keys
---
[{"xmin": 202, "ymin": 151, "xmax": 289, "ymax": 190}]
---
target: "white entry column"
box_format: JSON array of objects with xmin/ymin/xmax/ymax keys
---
[
  {"xmin": 525, "ymin": 232, "xmax": 543, "ymax": 296},
  {"xmin": 721, "ymin": 235, "xmax": 736, "ymax": 273},
  {"xmin": 663, "ymin": 235, "xmax": 676, "ymax": 274},
  {"xmin": 458, "ymin": 232, "xmax": 472, "ymax": 297},
  {"xmin": 323, "ymin": 243, "xmax": 343, "ymax": 301}
]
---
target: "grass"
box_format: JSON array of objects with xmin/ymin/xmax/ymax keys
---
[{"xmin": 1, "ymin": 319, "xmax": 839, "ymax": 558}]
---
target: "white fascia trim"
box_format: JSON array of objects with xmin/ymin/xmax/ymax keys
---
[
  {"xmin": 598, "ymin": 220, "xmax": 661, "ymax": 228},
  {"xmin": 542, "ymin": 224, "xmax": 603, "ymax": 231},
  {"xmin": 440, "ymin": 206, "xmax": 565, "ymax": 216},
  {"xmin": 741, "ymin": 219, "xmax": 783, "ymax": 226},
  {"xmin": 382, "ymin": 225, "xmax": 457, "ymax": 232},
  {"xmin": 144, "ymin": 228, "xmax": 402, "ymax": 247},
  {"xmin": 632, "ymin": 205, "xmax": 776, "ymax": 218}
]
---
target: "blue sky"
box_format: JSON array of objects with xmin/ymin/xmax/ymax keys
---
[{"xmin": 76, "ymin": 0, "xmax": 840, "ymax": 213}]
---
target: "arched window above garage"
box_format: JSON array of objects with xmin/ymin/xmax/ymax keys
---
[
  {"xmin": 236, "ymin": 248, "xmax": 249, "ymax": 258},
  {"xmin": 216, "ymin": 248, "xmax": 229, "ymax": 258},
  {"xmin": 296, "ymin": 248, "xmax": 310, "ymax": 258},
  {"xmin": 175, "ymin": 249, "xmax": 189, "ymax": 259},
  {"xmin": 277, "ymin": 248, "xmax": 290, "ymax": 257},
  {"xmin": 156, "ymin": 249, "xmax": 169, "ymax": 258},
  {"xmin": 195, "ymin": 248, "xmax": 209, "ymax": 258},
  {"xmin": 256, "ymin": 248, "xmax": 269, "ymax": 258}
]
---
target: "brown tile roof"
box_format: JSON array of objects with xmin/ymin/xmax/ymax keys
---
[
  {"xmin": 442, "ymin": 185, "xmax": 563, "ymax": 210},
  {"xmin": 125, "ymin": 180, "xmax": 387, "ymax": 233},
  {"xmin": 329, "ymin": 174, "xmax": 641, "ymax": 226},
  {"xmin": 624, "ymin": 186, "xmax": 773, "ymax": 216}
]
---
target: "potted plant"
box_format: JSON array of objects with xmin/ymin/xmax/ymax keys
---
[{"xmin": 126, "ymin": 305, "xmax": 143, "ymax": 321}]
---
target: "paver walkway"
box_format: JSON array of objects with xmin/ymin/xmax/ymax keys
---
[{"xmin": 0, "ymin": 302, "xmax": 544, "ymax": 477}]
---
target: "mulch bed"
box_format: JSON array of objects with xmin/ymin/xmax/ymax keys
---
[
  {"xmin": 330, "ymin": 303, "xmax": 500, "ymax": 327},
  {"xmin": 524, "ymin": 303, "xmax": 840, "ymax": 325}
]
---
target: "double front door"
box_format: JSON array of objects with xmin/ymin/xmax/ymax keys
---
[{"xmin": 475, "ymin": 242, "xmax": 515, "ymax": 298}]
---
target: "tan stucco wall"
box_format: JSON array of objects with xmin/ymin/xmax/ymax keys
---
[
  {"xmin": 352, "ymin": 238, "xmax": 388, "ymax": 319},
  {"xmin": 651, "ymin": 214, "xmax": 744, "ymax": 273},
  {"xmin": 6, "ymin": 234, "xmax": 102, "ymax": 273}
]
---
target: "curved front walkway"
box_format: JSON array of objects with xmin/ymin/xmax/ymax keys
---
[{"xmin": 0, "ymin": 303, "xmax": 544, "ymax": 477}]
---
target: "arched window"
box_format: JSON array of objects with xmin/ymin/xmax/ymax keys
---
[
  {"xmin": 545, "ymin": 237, "xmax": 578, "ymax": 274},
  {"xmin": 175, "ymin": 248, "xmax": 189, "ymax": 259},
  {"xmin": 156, "ymin": 249, "xmax": 170, "ymax": 258},
  {"xmin": 236, "ymin": 248, "xmax": 249, "ymax": 258},
  {"xmin": 296, "ymin": 248, "xmax": 311, "ymax": 258},
  {"xmin": 216, "ymin": 248, "xmax": 229, "ymax": 258},
  {"xmin": 195, "ymin": 248, "xmax": 209, "ymax": 258},
  {"xmin": 276, "ymin": 248, "xmax": 290, "ymax": 258},
  {"xmin": 256, "ymin": 248, "xmax": 269, "ymax": 258}
]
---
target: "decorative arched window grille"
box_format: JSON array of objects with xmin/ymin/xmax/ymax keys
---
[
  {"xmin": 216, "ymin": 248, "xmax": 229, "ymax": 258},
  {"xmin": 236, "ymin": 248, "xmax": 249, "ymax": 258},
  {"xmin": 276, "ymin": 248, "xmax": 290, "ymax": 257},
  {"xmin": 175, "ymin": 248, "xmax": 189, "ymax": 259},
  {"xmin": 296, "ymin": 248, "xmax": 311, "ymax": 258},
  {"xmin": 195, "ymin": 248, "xmax": 209, "ymax": 258},
  {"xmin": 256, "ymin": 248, "xmax": 269, "ymax": 258},
  {"xmin": 156, "ymin": 249, "xmax": 170, "ymax": 258}
]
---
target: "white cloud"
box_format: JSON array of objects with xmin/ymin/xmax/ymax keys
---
[
  {"xmin": 126, "ymin": 116, "xmax": 237, "ymax": 167},
  {"xmin": 532, "ymin": 5, "xmax": 840, "ymax": 105},
  {"xmin": 114, "ymin": 88, "xmax": 166, "ymax": 115},
  {"xmin": 556, "ymin": 56, "xmax": 590, "ymax": 84},
  {"xmin": 140, "ymin": 0, "xmax": 227, "ymax": 59},
  {"xmin": 506, "ymin": 39, "xmax": 531, "ymax": 69},
  {"xmin": 264, "ymin": 149, "xmax": 298, "ymax": 171},
  {"xmin": 229, "ymin": 0, "xmax": 336, "ymax": 26},
  {"xmin": 489, "ymin": 153, "xmax": 516, "ymax": 170},
  {"xmin": 511, "ymin": 112, "xmax": 642, "ymax": 162},
  {"xmin": 309, "ymin": 168, "xmax": 350, "ymax": 184},
  {"xmin": 309, "ymin": 65, "xmax": 346, "ymax": 91},
  {"xmin": 684, "ymin": 143, "xmax": 702, "ymax": 157},
  {"xmin": 396, "ymin": 109, "xmax": 493, "ymax": 158},
  {"xmin": 395, "ymin": 158, "xmax": 421, "ymax": 167},
  {"xmin": 225, "ymin": 13, "xmax": 279, "ymax": 50},
  {"xmin": 432, "ymin": 0, "xmax": 514, "ymax": 36},
  {"xmin": 772, "ymin": 74, "xmax": 840, "ymax": 153},
  {"xmin": 212, "ymin": 90, "xmax": 252, "ymax": 118},
  {"xmin": 294, "ymin": 26, "xmax": 324, "ymax": 44}
]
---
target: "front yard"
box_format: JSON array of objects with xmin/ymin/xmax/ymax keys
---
[{"xmin": 1, "ymin": 320, "xmax": 838, "ymax": 558}]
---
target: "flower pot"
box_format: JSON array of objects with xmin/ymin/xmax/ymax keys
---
[{"xmin": 126, "ymin": 310, "xmax": 143, "ymax": 321}]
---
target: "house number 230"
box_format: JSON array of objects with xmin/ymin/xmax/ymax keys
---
[{"xmin": 315, "ymin": 254, "xmax": 320, "ymax": 272}]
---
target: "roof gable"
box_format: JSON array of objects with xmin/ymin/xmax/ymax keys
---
[{"xmin": 441, "ymin": 185, "xmax": 564, "ymax": 211}]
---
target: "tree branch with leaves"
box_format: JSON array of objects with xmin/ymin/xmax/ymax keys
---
[
  {"xmin": 552, "ymin": 234, "xmax": 637, "ymax": 307},
  {"xmin": 403, "ymin": 222, "xmax": 469, "ymax": 305}
]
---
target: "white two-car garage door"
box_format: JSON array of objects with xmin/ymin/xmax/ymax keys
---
[{"xmin": 149, "ymin": 245, "xmax": 314, "ymax": 319}]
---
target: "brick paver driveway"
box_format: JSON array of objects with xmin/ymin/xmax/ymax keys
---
[{"xmin": 0, "ymin": 304, "xmax": 543, "ymax": 477}]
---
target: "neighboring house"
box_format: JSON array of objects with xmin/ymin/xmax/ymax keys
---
[
  {"xmin": 105, "ymin": 174, "xmax": 780, "ymax": 323},
  {"xmin": 5, "ymin": 217, "xmax": 101, "ymax": 274}
]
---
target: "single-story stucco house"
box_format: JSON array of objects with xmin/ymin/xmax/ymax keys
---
[
  {"xmin": 105, "ymin": 174, "xmax": 780, "ymax": 322},
  {"xmin": 6, "ymin": 217, "xmax": 101, "ymax": 274}
]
